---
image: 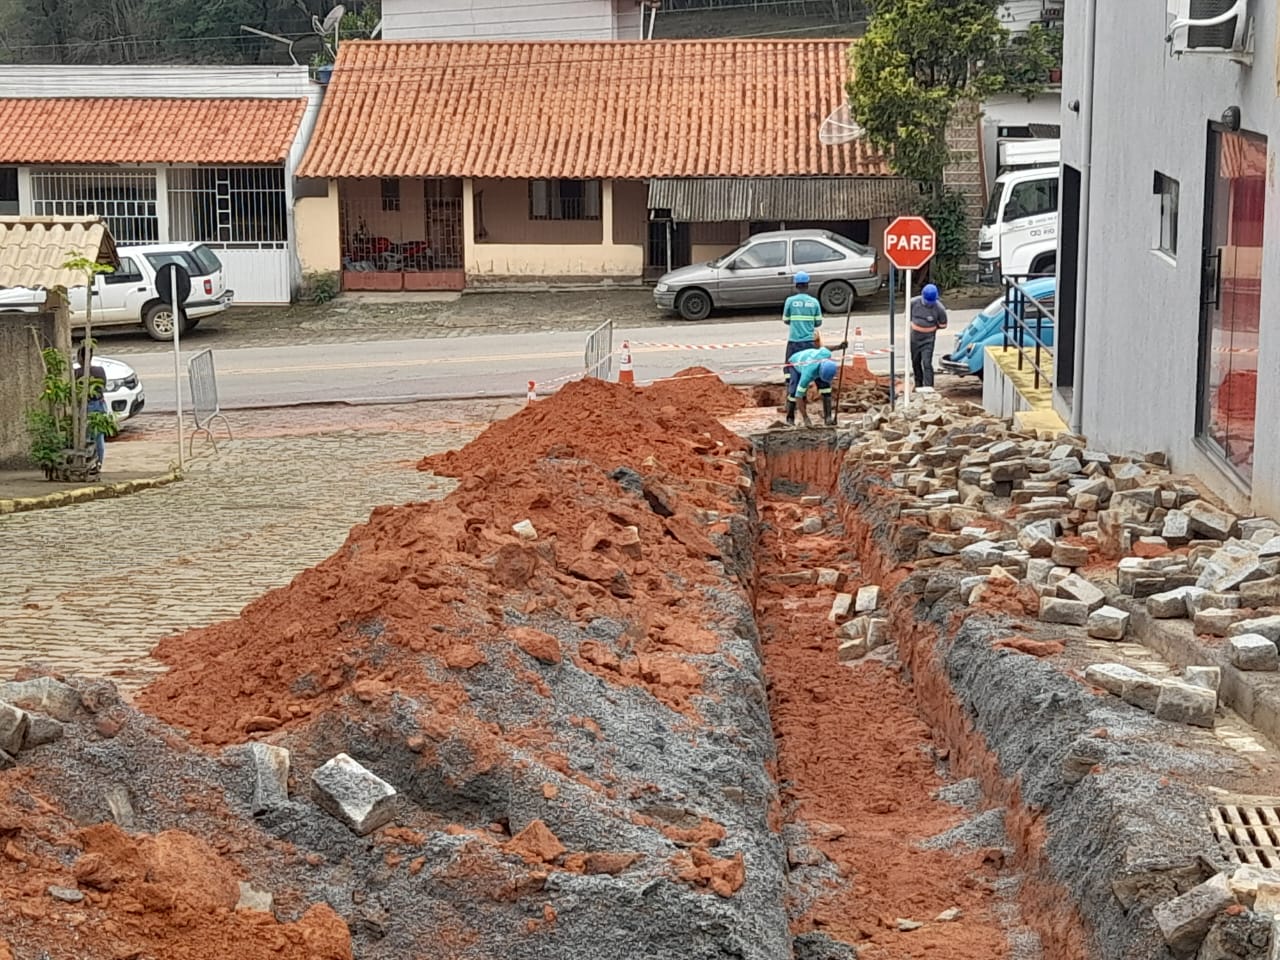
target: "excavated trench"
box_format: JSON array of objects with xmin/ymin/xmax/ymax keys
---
[
  {"xmin": 749, "ymin": 429, "xmax": 1280, "ymax": 960},
  {"xmin": 1, "ymin": 379, "xmax": 1264, "ymax": 960},
  {"xmin": 750, "ymin": 431, "xmax": 1046, "ymax": 960}
]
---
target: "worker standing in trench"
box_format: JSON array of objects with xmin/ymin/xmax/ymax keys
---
[
  {"xmin": 781, "ymin": 272, "xmax": 823, "ymax": 381},
  {"xmin": 909, "ymin": 283, "xmax": 948, "ymax": 389},
  {"xmin": 775, "ymin": 340, "xmax": 846, "ymax": 428}
]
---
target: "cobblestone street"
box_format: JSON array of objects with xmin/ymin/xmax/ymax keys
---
[{"xmin": 0, "ymin": 401, "xmax": 511, "ymax": 693}]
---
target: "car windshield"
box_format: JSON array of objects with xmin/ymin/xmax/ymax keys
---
[
  {"xmin": 983, "ymin": 188, "xmax": 1004, "ymax": 226},
  {"xmin": 826, "ymin": 233, "xmax": 873, "ymax": 257}
]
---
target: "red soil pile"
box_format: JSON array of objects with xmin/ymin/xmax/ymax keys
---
[
  {"xmin": 647, "ymin": 366, "xmax": 749, "ymax": 416},
  {"xmin": 836, "ymin": 358, "xmax": 885, "ymax": 388},
  {"xmin": 419, "ymin": 376, "xmax": 748, "ymax": 480},
  {"xmin": 755, "ymin": 495, "xmax": 1011, "ymax": 960},
  {"xmin": 994, "ymin": 636, "xmax": 1065, "ymax": 658},
  {"xmin": 0, "ymin": 777, "xmax": 351, "ymax": 959},
  {"xmin": 138, "ymin": 376, "xmax": 752, "ymax": 746}
]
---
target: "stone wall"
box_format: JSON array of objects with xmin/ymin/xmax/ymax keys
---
[
  {"xmin": 943, "ymin": 99, "xmax": 986, "ymax": 277},
  {"xmin": 0, "ymin": 307, "xmax": 68, "ymax": 469}
]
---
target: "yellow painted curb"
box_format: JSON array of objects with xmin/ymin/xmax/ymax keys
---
[{"xmin": 0, "ymin": 471, "xmax": 181, "ymax": 516}]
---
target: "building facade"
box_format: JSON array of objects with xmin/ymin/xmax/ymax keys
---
[
  {"xmin": 0, "ymin": 66, "xmax": 323, "ymax": 304},
  {"xmin": 381, "ymin": 0, "xmax": 650, "ymax": 41},
  {"xmin": 296, "ymin": 39, "xmax": 915, "ymax": 292},
  {"xmin": 1057, "ymin": 0, "xmax": 1277, "ymax": 514}
]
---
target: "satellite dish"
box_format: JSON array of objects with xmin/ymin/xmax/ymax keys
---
[
  {"xmin": 819, "ymin": 102, "xmax": 865, "ymax": 146},
  {"xmin": 320, "ymin": 4, "xmax": 346, "ymax": 34}
]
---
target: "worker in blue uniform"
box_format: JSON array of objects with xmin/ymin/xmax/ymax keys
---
[{"xmin": 781, "ymin": 272, "xmax": 823, "ymax": 379}]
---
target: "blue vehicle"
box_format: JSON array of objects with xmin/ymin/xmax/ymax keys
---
[{"xmin": 939, "ymin": 277, "xmax": 1056, "ymax": 378}]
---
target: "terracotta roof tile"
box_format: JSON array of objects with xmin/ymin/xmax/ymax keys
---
[
  {"xmin": 0, "ymin": 98, "xmax": 307, "ymax": 165},
  {"xmin": 297, "ymin": 40, "xmax": 888, "ymax": 179},
  {"xmin": 0, "ymin": 217, "xmax": 119, "ymax": 290}
]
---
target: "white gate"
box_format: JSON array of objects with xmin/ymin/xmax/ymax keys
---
[
  {"xmin": 169, "ymin": 166, "xmax": 292, "ymax": 304},
  {"xmin": 204, "ymin": 246, "xmax": 293, "ymax": 304}
]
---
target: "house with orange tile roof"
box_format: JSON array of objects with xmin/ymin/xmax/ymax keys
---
[
  {"xmin": 0, "ymin": 65, "xmax": 323, "ymax": 304},
  {"xmin": 295, "ymin": 39, "xmax": 919, "ymax": 292}
]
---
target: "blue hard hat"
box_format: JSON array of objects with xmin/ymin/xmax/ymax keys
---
[
  {"xmin": 818, "ymin": 360, "xmax": 839, "ymax": 381},
  {"xmin": 794, "ymin": 272, "xmax": 810, "ymax": 285},
  {"xmin": 923, "ymin": 284, "xmax": 939, "ymax": 303}
]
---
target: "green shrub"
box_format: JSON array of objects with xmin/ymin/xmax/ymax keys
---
[{"xmin": 301, "ymin": 270, "xmax": 340, "ymax": 304}]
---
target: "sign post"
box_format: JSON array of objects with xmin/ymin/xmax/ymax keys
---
[
  {"xmin": 882, "ymin": 216, "xmax": 938, "ymax": 410},
  {"xmin": 156, "ymin": 262, "xmax": 192, "ymax": 472}
]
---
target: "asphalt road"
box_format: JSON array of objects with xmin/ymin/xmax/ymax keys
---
[{"xmin": 121, "ymin": 309, "xmax": 981, "ymax": 412}]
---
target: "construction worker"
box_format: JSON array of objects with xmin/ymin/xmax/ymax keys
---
[
  {"xmin": 780, "ymin": 341, "xmax": 846, "ymax": 427},
  {"xmin": 781, "ymin": 272, "xmax": 823, "ymax": 379},
  {"xmin": 909, "ymin": 283, "xmax": 948, "ymax": 389}
]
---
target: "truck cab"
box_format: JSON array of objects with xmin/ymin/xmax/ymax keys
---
[{"xmin": 977, "ymin": 165, "xmax": 1060, "ymax": 285}]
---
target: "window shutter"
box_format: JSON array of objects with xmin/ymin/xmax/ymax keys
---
[
  {"xmin": 583, "ymin": 180, "xmax": 602, "ymax": 219},
  {"xmin": 531, "ymin": 180, "xmax": 550, "ymax": 219}
]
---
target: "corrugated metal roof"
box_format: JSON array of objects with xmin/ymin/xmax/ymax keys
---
[
  {"xmin": 646, "ymin": 177, "xmax": 920, "ymax": 222},
  {"xmin": 0, "ymin": 217, "xmax": 120, "ymax": 290},
  {"xmin": 297, "ymin": 40, "xmax": 893, "ymax": 179}
]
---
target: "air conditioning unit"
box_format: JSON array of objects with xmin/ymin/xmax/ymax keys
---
[{"xmin": 1166, "ymin": 0, "xmax": 1251, "ymax": 55}]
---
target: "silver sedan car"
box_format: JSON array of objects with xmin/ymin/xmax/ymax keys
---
[{"xmin": 653, "ymin": 229, "xmax": 884, "ymax": 321}]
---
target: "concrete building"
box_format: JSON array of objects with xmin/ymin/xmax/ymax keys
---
[
  {"xmin": 381, "ymin": 0, "xmax": 652, "ymax": 40},
  {"xmin": 296, "ymin": 39, "xmax": 916, "ymax": 291},
  {"xmin": 0, "ymin": 66, "xmax": 323, "ymax": 304},
  {"xmin": 1057, "ymin": 0, "xmax": 1275, "ymax": 514}
]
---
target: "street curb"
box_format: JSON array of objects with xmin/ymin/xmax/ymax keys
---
[{"xmin": 0, "ymin": 471, "xmax": 182, "ymax": 516}]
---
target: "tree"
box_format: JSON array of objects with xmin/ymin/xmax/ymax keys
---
[
  {"xmin": 847, "ymin": 0, "xmax": 1055, "ymax": 284},
  {"xmin": 63, "ymin": 253, "xmax": 115, "ymax": 479}
]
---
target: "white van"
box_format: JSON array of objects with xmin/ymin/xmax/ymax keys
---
[{"xmin": 69, "ymin": 242, "xmax": 235, "ymax": 341}]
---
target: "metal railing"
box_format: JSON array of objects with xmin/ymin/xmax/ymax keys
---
[
  {"xmin": 583, "ymin": 319, "xmax": 614, "ymax": 380},
  {"xmin": 187, "ymin": 348, "xmax": 232, "ymax": 455},
  {"xmin": 1000, "ymin": 273, "xmax": 1056, "ymax": 390}
]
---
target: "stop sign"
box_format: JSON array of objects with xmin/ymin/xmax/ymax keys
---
[{"xmin": 883, "ymin": 216, "xmax": 937, "ymax": 271}]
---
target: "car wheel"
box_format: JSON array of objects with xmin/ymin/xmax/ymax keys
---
[
  {"xmin": 819, "ymin": 280, "xmax": 854, "ymax": 314},
  {"xmin": 143, "ymin": 303, "xmax": 177, "ymax": 341},
  {"xmin": 1031, "ymin": 255, "xmax": 1057, "ymax": 276},
  {"xmin": 676, "ymin": 288, "xmax": 712, "ymax": 322}
]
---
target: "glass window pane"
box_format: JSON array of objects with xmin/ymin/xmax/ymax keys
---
[
  {"xmin": 1201, "ymin": 130, "xmax": 1264, "ymax": 482},
  {"xmin": 739, "ymin": 240, "xmax": 786, "ymax": 268}
]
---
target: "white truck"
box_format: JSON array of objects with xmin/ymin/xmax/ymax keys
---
[{"xmin": 977, "ymin": 141, "xmax": 1060, "ymax": 284}]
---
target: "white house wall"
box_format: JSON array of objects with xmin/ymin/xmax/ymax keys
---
[
  {"xmin": 383, "ymin": 0, "xmax": 626, "ymax": 39},
  {"xmin": 1060, "ymin": 0, "xmax": 1280, "ymax": 515},
  {"xmin": 0, "ymin": 65, "xmax": 322, "ymax": 304}
]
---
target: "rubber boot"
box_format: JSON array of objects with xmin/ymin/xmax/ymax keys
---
[
  {"xmin": 784, "ymin": 400, "xmax": 796, "ymax": 425},
  {"xmin": 821, "ymin": 394, "xmax": 835, "ymax": 426}
]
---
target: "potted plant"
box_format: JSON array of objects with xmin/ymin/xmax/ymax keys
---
[
  {"xmin": 1046, "ymin": 28, "xmax": 1064, "ymax": 84},
  {"xmin": 26, "ymin": 346, "xmax": 116, "ymax": 482}
]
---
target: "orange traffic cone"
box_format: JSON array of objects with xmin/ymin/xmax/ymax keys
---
[
  {"xmin": 618, "ymin": 341, "xmax": 635, "ymax": 385},
  {"xmin": 851, "ymin": 326, "xmax": 871, "ymax": 377},
  {"xmin": 527, "ymin": 380, "xmax": 537, "ymax": 404}
]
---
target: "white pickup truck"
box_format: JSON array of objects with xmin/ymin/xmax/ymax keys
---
[{"xmin": 69, "ymin": 242, "xmax": 235, "ymax": 340}]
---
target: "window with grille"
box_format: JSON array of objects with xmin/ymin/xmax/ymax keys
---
[
  {"xmin": 31, "ymin": 168, "xmax": 159, "ymax": 244},
  {"xmin": 168, "ymin": 166, "xmax": 287, "ymax": 246},
  {"xmin": 530, "ymin": 180, "xmax": 602, "ymax": 221},
  {"xmin": 381, "ymin": 178, "xmax": 401, "ymax": 212}
]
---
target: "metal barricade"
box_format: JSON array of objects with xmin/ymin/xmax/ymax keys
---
[
  {"xmin": 187, "ymin": 348, "xmax": 232, "ymax": 455},
  {"xmin": 583, "ymin": 319, "xmax": 614, "ymax": 380}
]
